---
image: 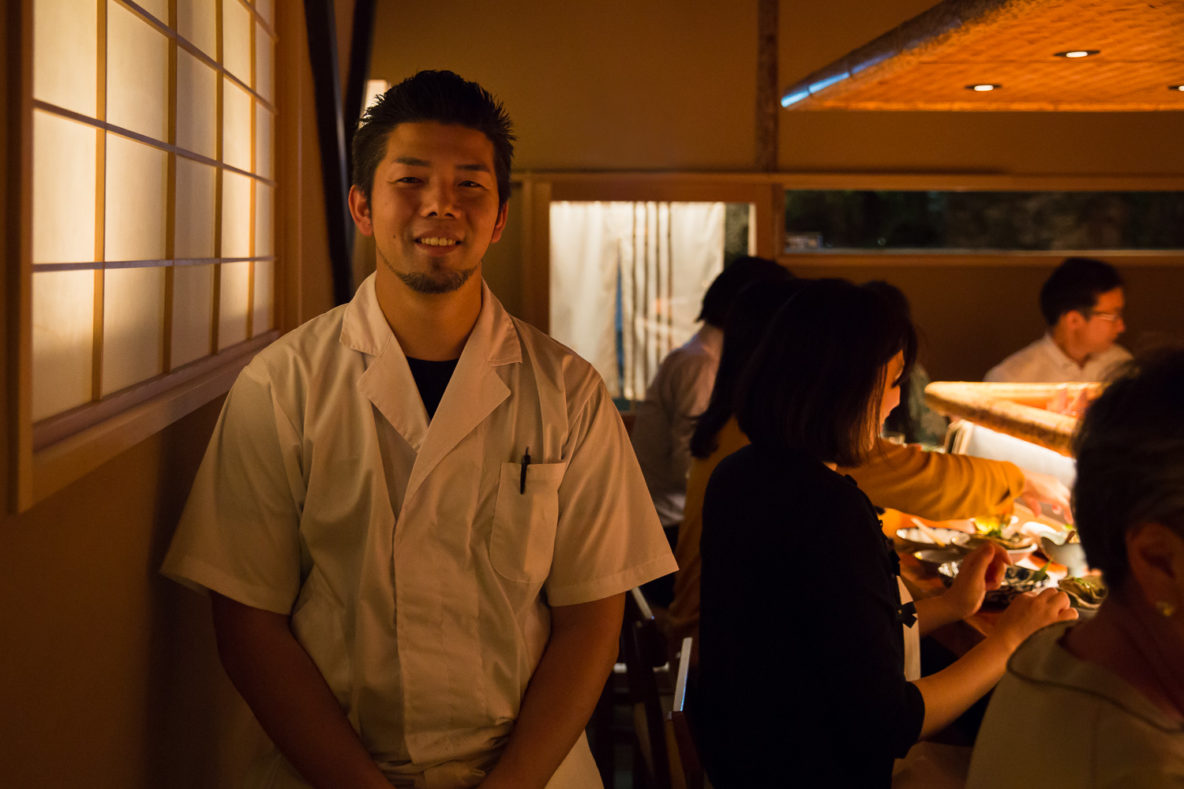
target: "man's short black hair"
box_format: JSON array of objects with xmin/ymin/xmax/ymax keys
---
[
  {"xmin": 1039, "ymin": 257, "xmax": 1124, "ymax": 326},
  {"xmin": 1072, "ymin": 348, "xmax": 1184, "ymax": 592},
  {"xmin": 734, "ymin": 278, "xmax": 917, "ymax": 467},
  {"xmin": 352, "ymin": 70, "xmax": 515, "ymax": 206},
  {"xmin": 697, "ymin": 256, "xmax": 792, "ymax": 327}
]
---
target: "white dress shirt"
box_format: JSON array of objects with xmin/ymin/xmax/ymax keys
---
[{"xmin": 985, "ymin": 333, "xmax": 1131, "ymax": 383}]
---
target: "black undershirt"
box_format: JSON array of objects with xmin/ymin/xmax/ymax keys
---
[{"xmin": 406, "ymin": 357, "xmax": 458, "ymax": 420}]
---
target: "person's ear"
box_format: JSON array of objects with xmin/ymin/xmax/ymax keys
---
[
  {"xmin": 489, "ymin": 201, "xmax": 509, "ymax": 244},
  {"xmin": 1126, "ymin": 522, "xmax": 1184, "ymax": 613},
  {"xmin": 348, "ymin": 185, "xmax": 374, "ymax": 236},
  {"xmin": 1063, "ymin": 310, "xmax": 1088, "ymax": 331}
]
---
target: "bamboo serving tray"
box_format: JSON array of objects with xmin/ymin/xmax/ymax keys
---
[{"xmin": 923, "ymin": 381, "xmax": 1102, "ymax": 457}]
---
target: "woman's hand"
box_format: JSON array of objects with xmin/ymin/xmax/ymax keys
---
[
  {"xmin": 991, "ymin": 587, "xmax": 1078, "ymax": 651},
  {"xmin": 943, "ymin": 542, "xmax": 1010, "ymax": 620}
]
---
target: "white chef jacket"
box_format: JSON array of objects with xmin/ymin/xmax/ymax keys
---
[
  {"xmin": 163, "ymin": 274, "xmax": 677, "ymax": 788},
  {"xmin": 984, "ymin": 333, "xmax": 1131, "ymax": 383},
  {"xmin": 629, "ymin": 325, "xmax": 722, "ymax": 528}
]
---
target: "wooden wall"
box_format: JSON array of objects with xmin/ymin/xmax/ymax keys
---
[
  {"xmin": 0, "ymin": 5, "xmax": 339, "ymax": 786},
  {"xmin": 369, "ymin": 0, "xmax": 1184, "ymax": 380}
]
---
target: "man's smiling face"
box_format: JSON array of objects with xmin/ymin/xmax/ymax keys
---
[{"xmin": 354, "ymin": 121, "xmax": 507, "ymax": 295}]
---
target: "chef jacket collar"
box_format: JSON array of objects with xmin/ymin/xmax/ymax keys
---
[{"xmin": 342, "ymin": 275, "xmax": 522, "ymax": 497}]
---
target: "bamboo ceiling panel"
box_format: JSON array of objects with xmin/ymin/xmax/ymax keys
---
[
  {"xmin": 923, "ymin": 381, "xmax": 1103, "ymax": 455},
  {"xmin": 783, "ymin": 0, "xmax": 1184, "ymax": 111}
]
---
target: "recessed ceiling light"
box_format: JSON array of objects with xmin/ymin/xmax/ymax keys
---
[
  {"xmin": 1171, "ymin": 84, "xmax": 1184, "ymax": 92},
  {"xmin": 1055, "ymin": 49, "xmax": 1100, "ymax": 58},
  {"xmin": 966, "ymin": 84, "xmax": 1001, "ymax": 92}
]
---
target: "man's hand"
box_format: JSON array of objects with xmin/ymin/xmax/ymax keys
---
[
  {"xmin": 1017, "ymin": 470, "xmax": 1072, "ymax": 521},
  {"xmin": 479, "ymin": 594, "xmax": 624, "ymax": 789},
  {"xmin": 210, "ymin": 594, "xmax": 392, "ymax": 789}
]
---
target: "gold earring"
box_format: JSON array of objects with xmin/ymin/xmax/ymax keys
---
[{"xmin": 1155, "ymin": 600, "xmax": 1177, "ymax": 618}]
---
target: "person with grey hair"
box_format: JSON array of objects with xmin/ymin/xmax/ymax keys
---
[{"xmin": 969, "ymin": 349, "xmax": 1184, "ymax": 787}]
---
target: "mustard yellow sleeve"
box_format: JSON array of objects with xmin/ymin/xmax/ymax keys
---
[
  {"xmin": 667, "ymin": 419, "xmax": 750, "ymax": 650},
  {"xmin": 841, "ymin": 439, "xmax": 1025, "ymax": 520}
]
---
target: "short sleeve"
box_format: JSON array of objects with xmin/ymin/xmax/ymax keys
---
[
  {"xmin": 161, "ymin": 361, "xmax": 306, "ymax": 614},
  {"xmin": 545, "ymin": 375, "xmax": 678, "ymax": 607}
]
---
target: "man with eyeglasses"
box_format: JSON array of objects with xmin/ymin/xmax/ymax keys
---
[{"xmin": 986, "ymin": 257, "xmax": 1131, "ymax": 383}]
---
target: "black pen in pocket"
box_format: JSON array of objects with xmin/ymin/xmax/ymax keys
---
[{"xmin": 519, "ymin": 446, "xmax": 531, "ymax": 494}]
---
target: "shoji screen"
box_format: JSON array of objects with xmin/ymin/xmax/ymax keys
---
[{"xmin": 30, "ymin": 0, "xmax": 276, "ymax": 423}]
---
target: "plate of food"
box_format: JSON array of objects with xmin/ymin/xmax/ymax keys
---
[
  {"xmin": 1059, "ymin": 575, "xmax": 1107, "ymax": 617},
  {"xmin": 970, "ymin": 513, "xmax": 1037, "ymax": 560},
  {"xmin": 912, "ymin": 549, "xmax": 967, "ymax": 573},
  {"xmin": 894, "ymin": 525, "xmax": 972, "ymax": 553},
  {"xmin": 938, "ymin": 561, "xmax": 1055, "ymax": 605}
]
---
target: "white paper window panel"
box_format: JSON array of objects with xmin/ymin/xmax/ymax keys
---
[
  {"xmin": 255, "ymin": 21, "xmax": 274, "ymax": 104},
  {"xmin": 33, "ymin": 111, "xmax": 97, "ymax": 264},
  {"xmin": 255, "ymin": 182, "xmax": 274, "ymax": 257},
  {"xmin": 252, "ymin": 258, "xmax": 275, "ymax": 336},
  {"xmin": 32, "ymin": 270, "xmax": 96, "ymax": 421},
  {"xmin": 218, "ymin": 261, "xmax": 251, "ymax": 349},
  {"xmin": 33, "ymin": 0, "xmax": 98, "ymax": 116},
  {"xmin": 105, "ymin": 135, "xmax": 168, "ymax": 262},
  {"xmin": 176, "ymin": 48, "xmax": 218, "ymax": 159},
  {"xmin": 221, "ymin": 170, "xmax": 252, "ymax": 258},
  {"xmin": 175, "ymin": 157, "xmax": 216, "ymax": 259},
  {"xmin": 177, "ymin": 0, "xmax": 217, "ymax": 57},
  {"xmin": 101, "ymin": 266, "xmax": 165, "ymax": 395},
  {"xmin": 106, "ymin": 1, "xmax": 169, "ymax": 142},
  {"xmin": 255, "ymin": 104, "xmax": 274, "ymax": 179},
  {"xmin": 255, "ymin": 0, "xmax": 274, "ymax": 28},
  {"xmin": 222, "ymin": 0, "xmax": 252, "ymax": 86},
  {"xmin": 171, "ymin": 264, "xmax": 215, "ymax": 367},
  {"xmin": 135, "ymin": 0, "xmax": 170, "ymax": 24},
  {"xmin": 222, "ymin": 78, "xmax": 253, "ymax": 172}
]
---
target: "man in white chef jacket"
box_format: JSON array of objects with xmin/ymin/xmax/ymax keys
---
[{"xmin": 163, "ymin": 70, "xmax": 677, "ymax": 789}]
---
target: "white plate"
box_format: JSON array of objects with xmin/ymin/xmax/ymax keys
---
[{"xmin": 895, "ymin": 527, "xmax": 972, "ymax": 551}]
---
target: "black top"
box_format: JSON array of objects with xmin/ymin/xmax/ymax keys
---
[
  {"xmin": 697, "ymin": 443, "xmax": 925, "ymax": 788},
  {"xmin": 406, "ymin": 357, "xmax": 459, "ymax": 420}
]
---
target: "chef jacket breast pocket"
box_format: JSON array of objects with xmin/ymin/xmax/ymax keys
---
[{"xmin": 490, "ymin": 461, "xmax": 566, "ymax": 584}]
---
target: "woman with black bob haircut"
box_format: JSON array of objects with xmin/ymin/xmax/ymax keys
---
[
  {"xmin": 734, "ymin": 277, "xmax": 917, "ymax": 466},
  {"xmin": 696, "ymin": 278, "xmax": 1074, "ymax": 788},
  {"xmin": 968, "ymin": 348, "xmax": 1184, "ymax": 786}
]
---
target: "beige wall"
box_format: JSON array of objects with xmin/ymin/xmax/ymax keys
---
[
  {"xmin": 369, "ymin": 0, "xmax": 760, "ymax": 171},
  {"xmin": 1, "ymin": 4, "xmax": 336, "ymax": 786},
  {"xmin": 0, "ymin": 399, "xmax": 270, "ymax": 788},
  {"xmin": 370, "ymin": 0, "xmax": 1184, "ymax": 178},
  {"xmin": 368, "ymin": 0, "xmax": 1183, "ymax": 380},
  {"xmin": 786, "ymin": 258, "xmax": 1184, "ymax": 381}
]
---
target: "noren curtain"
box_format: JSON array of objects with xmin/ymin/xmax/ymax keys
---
[{"xmin": 549, "ymin": 201, "xmax": 725, "ymax": 400}]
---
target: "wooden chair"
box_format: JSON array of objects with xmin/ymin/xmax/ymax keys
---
[
  {"xmin": 623, "ymin": 586, "xmax": 673, "ymax": 789},
  {"xmin": 666, "ymin": 636, "xmax": 705, "ymax": 789}
]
